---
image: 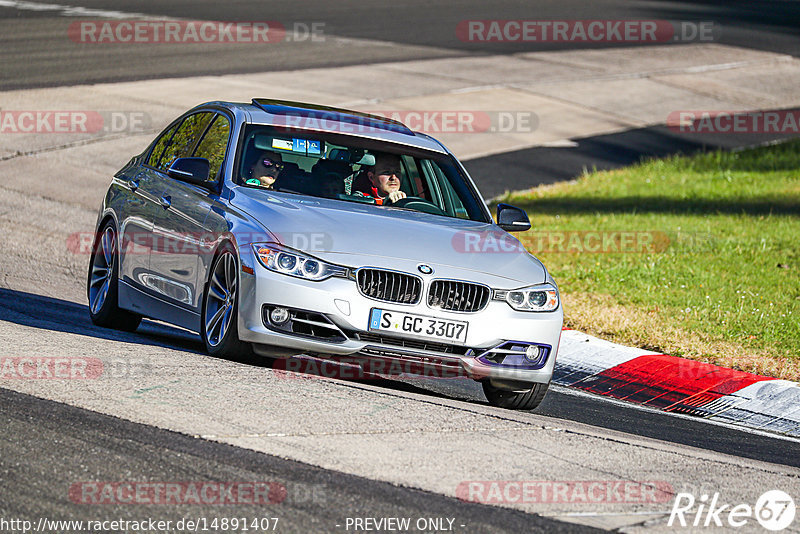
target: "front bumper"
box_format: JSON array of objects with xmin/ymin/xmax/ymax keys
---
[{"xmin": 237, "ymin": 255, "xmax": 563, "ymax": 385}]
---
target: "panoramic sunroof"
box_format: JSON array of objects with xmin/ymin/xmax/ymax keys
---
[{"xmin": 251, "ymin": 98, "xmax": 415, "ymax": 136}]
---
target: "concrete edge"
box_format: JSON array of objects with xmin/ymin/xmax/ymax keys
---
[{"xmin": 555, "ymin": 329, "xmax": 800, "ymax": 437}]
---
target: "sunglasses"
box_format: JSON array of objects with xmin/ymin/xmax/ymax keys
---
[
  {"xmin": 260, "ymin": 158, "xmax": 283, "ymax": 169},
  {"xmin": 376, "ymin": 168, "xmax": 400, "ymax": 176}
]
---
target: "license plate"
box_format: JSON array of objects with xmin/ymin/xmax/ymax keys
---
[{"xmin": 368, "ymin": 308, "xmax": 469, "ymax": 344}]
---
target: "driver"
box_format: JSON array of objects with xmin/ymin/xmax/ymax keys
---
[
  {"xmin": 360, "ymin": 153, "xmax": 407, "ymax": 205},
  {"xmin": 246, "ymin": 150, "xmax": 284, "ymax": 189}
]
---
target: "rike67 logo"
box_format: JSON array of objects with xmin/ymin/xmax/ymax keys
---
[{"xmin": 669, "ymin": 490, "xmax": 795, "ymax": 531}]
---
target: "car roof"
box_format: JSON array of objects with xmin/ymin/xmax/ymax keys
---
[{"xmin": 202, "ymin": 99, "xmax": 449, "ymax": 154}]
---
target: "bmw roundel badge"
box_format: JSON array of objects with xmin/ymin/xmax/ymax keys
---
[{"xmin": 417, "ymin": 264, "xmax": 434, "ymax": 275}]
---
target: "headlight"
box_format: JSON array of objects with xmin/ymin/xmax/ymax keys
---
[
  {"xmin": 251, "ymin": 243, "xmax": 347, "ymax": 281},
  {"xmin": 494, "ymin": 284, "xmax": 559, "ymax": 312}
]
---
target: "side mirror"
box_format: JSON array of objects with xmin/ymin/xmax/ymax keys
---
[
  {"xmin": 496, "ymin": 203, "xmax": 531, "ymax": 232},
  {"xmin": 167, "ymin": 157, "xmax": 211, "ymax": 186}
]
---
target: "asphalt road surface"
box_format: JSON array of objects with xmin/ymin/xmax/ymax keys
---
[
  {"xmin": 1, "ymin": 0, "xmax": 799, "ymax": 90},
  {"xmin": 2, "ymin": 288, "xmax": 799, "ymax": 469},
  {"xmin": 465, "ymin": 124, "xmax": 800, "ymax": 198},
  {"xmin": 1, "ymin": 287, "xmax": 798, "ymax": 531},
  {"xmin": 0, "ymin": 387, "xmax": 591, "ymax": 534},
  {"xmin": 2, "ymin": 2, "xmax": 800, "ymax": 532},
  {"xmin": 2, "ymin": 0, "xmax": 798, "ymax": 196}
]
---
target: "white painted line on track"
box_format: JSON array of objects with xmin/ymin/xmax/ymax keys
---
[
  {"xmin": 0, "ymin": 0, "xmax": 161, "ymax": 19},
  {"xmin": 555, "ymin": 511, "xmax": 672, "ymax": 517}
]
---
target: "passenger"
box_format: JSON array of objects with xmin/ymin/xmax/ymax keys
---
[
  {"xmin": 311, "ymin": 159, "xmax": 348, "ymax": 198},
  {"xmin": 358, "ymin": 153, "xmax": 407, "ymax": 205},
  {"xmin": 246, "ymin": 150, "xmax": 284, "ymax": 189},
  {"xmin": 318, "ymin": 176, "xmax": 345, "ymax": 198}
]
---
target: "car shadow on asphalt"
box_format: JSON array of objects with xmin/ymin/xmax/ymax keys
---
[
  {"xmin": 0, "ymin": 287, "xmax": 477, "ymax": 405},
  {"xmin": 509, "ymin": 194, "xmax": 800, "ymax": 217},
  {"xmin": 0, "ymin": 287, "xmax": 205, "ymax": 353}
]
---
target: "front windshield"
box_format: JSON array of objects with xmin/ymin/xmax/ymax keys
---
[{"xmin": 237, "ymin": 125, "xmax": 491, "ymax": 223}]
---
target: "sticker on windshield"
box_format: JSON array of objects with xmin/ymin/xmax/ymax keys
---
[
  {"xmin": 292, "ymin": 138, "xmax": 306, "ymax": 152},
  {"xmin": 273, "ymin": 137, "xmax": 324, "ymax": 156},
  {"xmin": 307, "ymin": 140, "xmax": 322, "ymax": 155},
  {"xmin": 272, "ymin": 138, "xmax": 293, "ymax": 151}
]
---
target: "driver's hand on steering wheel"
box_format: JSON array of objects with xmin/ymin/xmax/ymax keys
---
[{"xmin": 386, "ymin": 191, "xmax": 407, "ymax": 203}]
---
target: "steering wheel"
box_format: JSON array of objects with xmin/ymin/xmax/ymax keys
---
[{"xmin": 385, "ymin": 196, "xmax": 447, "ymax": 216}]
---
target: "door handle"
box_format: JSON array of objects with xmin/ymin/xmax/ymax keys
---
[
  {"xmin": 129, "ymin": 172, "xmax": 147, "ymax": 192},
  {"xmin": 159, "ymin": 195, "xmax": 171, "ymax": 209}
]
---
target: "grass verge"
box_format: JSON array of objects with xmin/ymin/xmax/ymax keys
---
[{"xmin": 497, "ymin": 140, "xmax": 800, "ymax": 380}]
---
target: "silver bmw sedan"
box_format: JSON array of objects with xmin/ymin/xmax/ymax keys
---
[{"xmin": 87, "ymin": 98, "xmax": 563, "ymax": 410}]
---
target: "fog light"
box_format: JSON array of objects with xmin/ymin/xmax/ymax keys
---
[
  {"xmin": 270, "ymin": 307, "xmax": 290, "ymax": 325},
  {"xmin": 524, "ymin": 345, "xmax": 540, "ymax": 362}
]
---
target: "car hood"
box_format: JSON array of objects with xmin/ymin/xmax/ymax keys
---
[{"xmin": 231, "ymin": 187, "xmax": 546, "ymax": 286}]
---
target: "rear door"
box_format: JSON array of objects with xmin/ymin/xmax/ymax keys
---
[
  {"xmin": 118, "ymin": 121, "xmax": 179, "ymax": 292},
  {"xmin": 149, "ymin": 111, "xmax": 231, "ymax": 314}
]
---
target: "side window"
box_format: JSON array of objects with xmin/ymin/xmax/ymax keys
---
[
  {"xmin": 419, "ymin": 159, "xmax": 445, "ymax": 209},
  {"xmin": 436, "ymin": 168, "xmax": 469, "ymax": 219},
  {"xmin": 193, "ymin": 114, "xmax": 231, "ymax": 183},
  {"xmin": 431, "ymin": 159, "xmax": 483, "ymax": 220},
  {"xmin": 417, "ymin": 160, "xmax": 468, "ymax": 218},
  {"xmin": 401, "ymin": 155, "xmax": 425, "ymax": 198},
  {"xmin": 147, "ymin": 123, "xmax": 179, "ymax": 168},
  {"xmin": 155, "ymin": 112, "xmax": 214, "ymax": 172}
]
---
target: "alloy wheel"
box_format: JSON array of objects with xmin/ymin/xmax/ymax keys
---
[
  {"xmin": 205, "ymin": 251, "xmax": 237, "ymax": 347},
  {"xmin": 89, "ymin": 226, "xmax": 115, "ymax": 315}
]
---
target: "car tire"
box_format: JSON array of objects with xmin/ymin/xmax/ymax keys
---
[
  {"xmin": 201, "ymin": 245, "xmax": 253, "ymax": 361},
  {"xmin": 87, "ymin": 221, "xmax": 142, "ymax": 332},
  {"xmin": 483, "ymin": 381, "xmax": 549, "ymax": 411}
]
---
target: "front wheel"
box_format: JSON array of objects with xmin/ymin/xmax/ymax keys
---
[
  {"xmin": 201, "ymin": 246, "xmax": 252, "ymax": 361},
  {"xmin": 87, "ymin": 221, "xmax": 142, "ymax": 331},
  {"xmin": 483, "ymin": 381, "xmax": 550, "ymax": 411}
]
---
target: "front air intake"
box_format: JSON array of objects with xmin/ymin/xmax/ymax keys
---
[
  {"xmin": 428, "ymin": 280, "xmax": 490, "ymax": 312},
  {"xmin": 356, "ymin": 268, "xmax": 422, "ymax": 304}
]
